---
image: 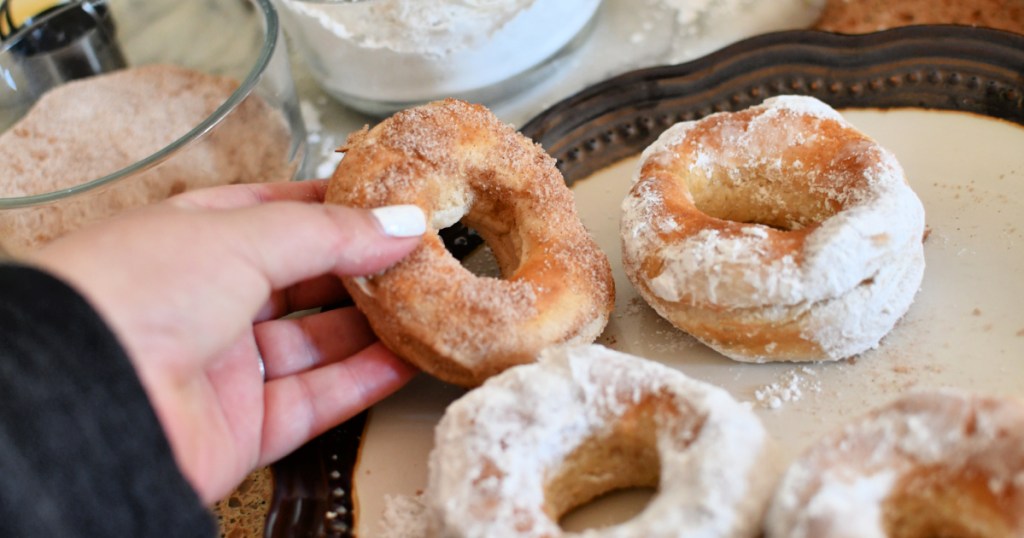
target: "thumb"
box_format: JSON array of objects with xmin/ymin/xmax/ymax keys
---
[
  {"xmin": 215, "ymin": 202, "xmax": 426, "ymax": 291},
  {"xmin": 327, "ymin": 204, "xmax": 428, "ymax": 276}
]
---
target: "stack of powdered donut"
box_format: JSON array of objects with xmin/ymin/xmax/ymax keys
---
[{"xmin": 326, "ymin": 97, "xmax": 1024, "ymax": 536}]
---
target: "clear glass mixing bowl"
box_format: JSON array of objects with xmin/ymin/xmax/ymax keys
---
[{"xmin": 0, "ymin": 0, "xmax": 306, "ymax": 255}]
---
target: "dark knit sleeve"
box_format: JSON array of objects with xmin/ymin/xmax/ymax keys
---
[{"xmin": 0, "ymin": 264, "xmax": 215, "ymax": 537}]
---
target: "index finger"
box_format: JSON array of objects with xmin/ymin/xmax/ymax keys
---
[
  {"xmin": 167, "ymin": 179, "xmax": 330, "ymax": 211},
  {"xmin": 215, "ymin": 202, "xmax": 425, "ymax": 292}
]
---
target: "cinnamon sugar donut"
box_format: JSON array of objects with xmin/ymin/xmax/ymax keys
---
[
  {"xmin": 326, "ymin": 99, "xmax": 614, "ymax": 387},
  {"xmin": 813, "ymin": 0, "xmax": 1024, "ymax": 35},
  {"xmin": 767, "ymin": 390, "xmax": 1024, "ymax": 537},
  {"xmin": 427, "ymin": 344, "xmax": 775, "ymax": 538},
  {"xmin": 620, "ymin": 95, "xmax": 925, "ymax": 363}
]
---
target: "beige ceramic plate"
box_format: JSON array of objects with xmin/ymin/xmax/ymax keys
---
[{"xmin": 354, "ymin": 106, "xmax": 1024, "ymax": 535}]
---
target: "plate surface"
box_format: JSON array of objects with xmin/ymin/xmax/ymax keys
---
[{"xmin": 268, "ymin": 26, "xmax": 1024, "ymax": 538}]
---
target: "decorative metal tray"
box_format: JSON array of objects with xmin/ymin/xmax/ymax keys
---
[{"xmin": 266, "ymin": 25, "xmax": 1024, "ymax": 538}]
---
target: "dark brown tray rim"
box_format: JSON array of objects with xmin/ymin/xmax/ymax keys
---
[{"xmin": 521, "ymin": 25, "xmax": 1024, "ymax": 185}]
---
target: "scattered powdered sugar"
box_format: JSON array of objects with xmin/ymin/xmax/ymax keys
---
[
  {"xmin": 299, "ymin": 98, "xmax": 345, "ymax": 178},
  {"xmin": 299, "ymin": 98, "xmax": 324, "ymax": 133},
  {"xmin": 753, "ymin": 367, "xmax": 823, "ymax": 410},
  {"xmin": 642, "ymin": 0, "xmax": 825, "ymax": 62},
  {"xmin": 379, "ymin": 493, "xmax": 430, "ymax": 538},
  {"xmin": 654, "ymin": 0, "xmax": 756, "ymax": 36}
]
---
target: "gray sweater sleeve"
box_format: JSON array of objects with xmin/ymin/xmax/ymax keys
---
[{"xmin": 0, "ymin": 264, "xmax": 215, "ymax": 537}]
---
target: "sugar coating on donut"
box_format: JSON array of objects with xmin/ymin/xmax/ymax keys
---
[
  {"xmin": 427, "ymin": 344, "xmax": 776, "ymax": 538},
  {"xmin": 328, "ymin": 99, "xmax": 615, "ymax": 386},
  {"xmin": 812, "ymin": 0, "xmax": 1024, "ymax": 35},
  {"xmin": 767, "ymin": 390, "xmax": 1024, "ymax": 537},
  {"xmin": 620, "ymin": 95, "xmax": 926, "ymax": 362},
  {"xmin": 628, "ymin": 95, "xmax": 914, "ymax": 307}
]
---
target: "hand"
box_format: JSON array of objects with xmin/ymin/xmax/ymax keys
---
[{"xmin": 26, "ymin": 180, "xmax": 425, "ymax": 504}]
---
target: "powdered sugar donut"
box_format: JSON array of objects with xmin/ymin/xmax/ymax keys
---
[
  {"xmin": 620, "ymin": 95, "xmax": 925, "ymax": 363},
  {"xmin": 767, "ymin": 390, "xmax": 1024, "ymax": 537},
  {"xmin": 327, "ymin": 99, "xmax": 614, "ymax": 387},
  {"xmin": 426, "ymin": 344, "xmax": 775, "ymax": 537}
]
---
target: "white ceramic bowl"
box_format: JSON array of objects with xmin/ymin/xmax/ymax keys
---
[
  {"xmin": 0, "ymin": 0, "xmax": 306, "ymax": 255},
  {"xmin": 274, "ymin": 0, "xmax": 603, "ymax": 115}
]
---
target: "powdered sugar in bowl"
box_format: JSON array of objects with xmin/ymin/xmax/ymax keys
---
[{"xmin": 275, "ymin": 0, "xmax": 603, "ymax": 115}]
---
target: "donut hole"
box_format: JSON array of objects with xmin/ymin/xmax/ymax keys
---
[
  {"xmin": 685, "ymin": 168, "xmax": 843, "ymax": 230},
  {"xmin": 459, "ymin": 242, "xmax": 502, "ymax": 279},
  {"xmin": 438, "ymin": 220, "xmax": 506, "ymax": 279},
  {"xmin": 544, "ymin": 417, "xmax": 659, "ymax": 530},
  {"xmin": 883, "ymin": 468, "xmax": 1016, "ymax": 537},
  {"xmin": 560, "ymin": 487, "xmax": 657, "ymax": 532},
  {"xmin": 454, "ymin": 197, "xmax": 527, "ymax": 280},
  {"xmin": 543, "ymin": 395, "xmax": 701, "ymax": 532},
  {"xmin": 439, "ymin": 222, "xmax": 485, "ymax": 261},
  {"xmin": 436, "ymin": 208, "xmax": 521, "ymax": 279},
  {"xmin": 678, "ymin": 128, "xmax": 879, "ymax": 231}
]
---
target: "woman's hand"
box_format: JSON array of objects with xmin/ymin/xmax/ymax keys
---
[{"xmin": 26, "ymin": 180, "xmax": 425, "ymax": 504}]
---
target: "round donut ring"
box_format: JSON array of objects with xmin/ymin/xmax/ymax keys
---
[
  {"xmin": 620, "ymin": 95, "xmax": 926, "ymax": 363},
  {"xmin": 768, "ymin": 390, "xmax": 1024, "ymax": 537},
  {"xmin": 427, "ymin": 344, "xmax": 776, "ymax": 538},
  {"xmin": 326, "ymin": 99, "xmax": 615, "ymax": 387}
]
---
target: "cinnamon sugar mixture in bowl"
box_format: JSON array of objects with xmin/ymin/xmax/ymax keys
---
[{"xmin": 0, "ymin": 0, "xmax": 306, "ymax": 255}]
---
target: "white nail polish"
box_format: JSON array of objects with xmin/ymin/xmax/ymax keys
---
[{"xmin": 371, "ymin": 204, "xmax": 427, "ymax": 237}]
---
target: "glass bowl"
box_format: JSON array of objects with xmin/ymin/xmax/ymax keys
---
[
  {"xmin": 273, "ymin": 0, "xmax": 603, "ymax": 116},
  {"xmin": 0, "ymin": 0, "xmax": 306, "ymax": 255}
]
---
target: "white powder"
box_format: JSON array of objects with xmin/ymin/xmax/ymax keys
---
[
  {"xmin": 792, "ymin": 472, "xmax": 895, "ymax": 538},
  {"xmin": 299, "ymin": 99, "xmax": 323, "ymax": 133},
  {"xmin": 298, "ymin": 98, "xmax": 344, "ymax": 178},
  {"xmin": 654, "ymin": 0, "xmax": 755, "ymax": 35},
  {"xmin": 379, "ymin": 494, "xmax": 430, "ymax": 538},
  {"xmin": 647, "ymin": 0, "xmax": 825, "ymax": 64},
  {"xmin": 278, "ymin": 0, "xmax": 601, "ymax": 107},
  {"xmin": 754, "ymin": 367, "xmax": 822, "ymax": 410}
]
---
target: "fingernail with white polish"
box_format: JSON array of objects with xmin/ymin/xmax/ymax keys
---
[{"xmin": 371, "ymin": 204, "xmax": 427, "ymax": 237}]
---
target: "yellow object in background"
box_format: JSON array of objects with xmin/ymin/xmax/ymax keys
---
[{"xmin": 3, "ymin": 0, "xmax": 66, "ymax": 33}]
